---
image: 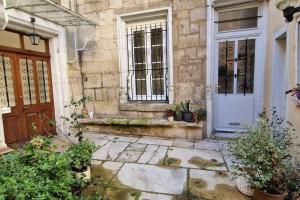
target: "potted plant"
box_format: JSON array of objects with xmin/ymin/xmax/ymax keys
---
[
  {"xmin": 286, "ymin": 84, "xmax": 300, "ymax": 100},
  {"xmin": 174, "ymin": 104, "xmax": 183, "ymax": 121},
  {"xmin": 66, "ymin": 140, "xmax": 97, "ymax": 182},
  {"xmin": 181, "ymin": 100, "xmax": 193, "ymax": 123},
  {"xmin": 229, "ymin": 109, "xmax": 300, "ymax": 200},
  {"xmin": 166, "ymin": 109, "xmax": 175, "ymax": 121}
]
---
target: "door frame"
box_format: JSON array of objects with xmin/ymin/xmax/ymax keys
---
[
  {"xmin": 213, "ymin": 36, "xmax": 258, "ymax": 132},
  {"xmin": 206, "ymin": 1, "xmax": 268, "ymax": 135},
  {"xmin": 271, "ymin": 25, "xmax": 288, "ymax": 120},
  {"xmin": 0, "ymin": 8, "xmax": 70, "ymax": 147}
]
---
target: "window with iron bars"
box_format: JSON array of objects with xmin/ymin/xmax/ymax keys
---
[{"xmin": 126, "ymin": 20, "xmax": 169, "ymax": 102}]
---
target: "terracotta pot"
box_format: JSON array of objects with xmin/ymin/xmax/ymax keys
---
[
  {"xmin": 75, "ymin": 166, "xmax": 91, "ymax": 182},
  {"xmin": 253, "ymin": 190, "xmax": 285, "ymax": 200}
]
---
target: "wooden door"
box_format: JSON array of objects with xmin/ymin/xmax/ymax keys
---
[
  {"xmin": 2, "ymin": 53, "xmax": 55, "ymax": 145},
  {"xmin": 17, "ymin": 55, "xmax": 55, "ymax": 141},
  {"xmin": 0, "ymin": 52, "xmax": 23, "ymax": 144}
]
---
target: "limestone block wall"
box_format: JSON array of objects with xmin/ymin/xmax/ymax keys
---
[{"xmin": 67, "ymin": 0, "xmax": 207, "ymax": 116}]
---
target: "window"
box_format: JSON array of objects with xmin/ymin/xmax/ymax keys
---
[
  {"xmin": 217, "ymin": 7, "xmax": 259, "ymax": 32},
  {"xmin": 127, "ymin": 20, "xmax": 168, "ymax": 102}
]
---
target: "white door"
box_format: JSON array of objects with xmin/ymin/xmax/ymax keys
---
[{"xmin": 214, "ymin": 38, "xmax": 256, "ymax": 131}]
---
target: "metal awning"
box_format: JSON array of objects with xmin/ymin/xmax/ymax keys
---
[{"xmin": 5, "ymin": 0, "xmax": 97, "ymax": 26}]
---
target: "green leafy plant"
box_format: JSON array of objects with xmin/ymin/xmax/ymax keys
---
[
  {"xmin": 196, "ymin": 108, "xmax": 207, "ymax": 121},
  {"xmin": 61, "ymin": 96, "xmax": 93, "ymax": 142},
  {"xmin": 66, "ymin": 140, "xmax": 97, "ymax": 172},
  {"xmin": 229, "ymin": 109, "xmax": 299, "ymax": 196},
  {"xmin": 181, "ymin": 100, "xmax": 192, "ymax": 113},
  {"xmin": 0, "ymin": 136, "xmax": 85, "ymax": 200}
]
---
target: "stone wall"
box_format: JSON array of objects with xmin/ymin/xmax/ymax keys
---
[{"xmin": 67, "ymin": 0, "xmax": 207, "ymax": 117}]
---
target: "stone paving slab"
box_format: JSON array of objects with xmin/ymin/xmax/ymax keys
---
[
  {"xmin": 194, "ymin": 139, "xmax": 220, "ymax": 151},
  {"xmin": 167, "ymin": 147, "xmax": 227, "ymax": 171},
  {"xmin": 173, "ymin": 139, "xmax": 195, "ymax": 148},
  {"xmin": 83, "ymin": 132, "xmax": 107, "ymax": 139},
  {"xmin": 93, "ymin": 141, "xmax": 130, "ymax": 161},
  {"xmin": 139, "ymin": 192, "xmax": 173, "ymax": 200},
  {"xmin": 126, "ymin": 143, "xmax": 147, "ymax": 152},
  {"xmin": 103, "ymin": 134, "xmax": 139, "ymax": 143},
  {"xmin": 137, "ymin": 136, "xmax": 174, "ymax": 146},
  {"xmin": 148, "ymin": 146, "xmax": 168, "ymax": 165},
  {"xmin": 117, "ymin": 163, "xmax": 187, "ymax": 195},
  {"xmin": 117, "ymin": 150, "xmax": 143, "ymax": 162},
  {"xmin": 102, "ymin": 161, "xmax": 124, "ymax": 174}
]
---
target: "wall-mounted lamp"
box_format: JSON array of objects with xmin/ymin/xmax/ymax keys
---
[
  {"xmin": 276, "ymin": 0, "xmax": 300, "ymax": 22},
  {"xmin": 28, "ymin": 17, "xmax": 41, "ymax": 45}
]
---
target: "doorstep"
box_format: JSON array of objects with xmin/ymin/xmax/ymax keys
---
[
  {"xmin": 79, "ymin": 117, "xmax": 204, "ymax": 140},
  {"xmin": 0, "ymin": 147, "xmax": 14, "ymax": 155}
]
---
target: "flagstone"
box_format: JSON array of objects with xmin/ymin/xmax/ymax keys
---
[
  {"xmin": 117, "ymin": 163, "xmax": 187, "ymax": 195},
  {"xmin": 194, "ymin": 140, "xmax": 220, "ymax": 151},
  {"xmin": 148, "ymin": 146, "xmax": 168, "ymax": 165},
  {"xmin": 137, "ymin": 145, "xmax": 159, "ymax": 164},
  {"xmin": 173, "ymin": 139, "xmax": 195, "ymax": 148},
  {"xmin": 166, "ymin": 147, "xmax": 227, "ymax": 171},
  {"xmin": 92, "ymin": 141, "xmax": 130, "ymax": 160},
  {"xmin": 117, "ymin": 150, "xmax": 143, "ymax": 162},
  {"xmin": 139, "ymin": 192, "xmax": 173, "ymax": 200},
  {"xmin": 126, "ymin": 143, "xmax": 147, "ymax": 152},
  {"xmin": 103, "ymin": 134, "xmax": 139, "ymax": 143},
  {"xmin": 137, "ymin": 137, "xmax": 174, "ymax": 146},
  {"xmin": 102, "ymin": 161, "xmax": 124, "ymax": 174}
]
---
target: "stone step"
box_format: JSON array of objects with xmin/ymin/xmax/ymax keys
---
[
  {"xmin": 212, "ymin": 132, "xmax": 242, "ymax": 140},
  {"xmin": 80, "ymin": 117, "xmax": 204, "ymax": 140}
]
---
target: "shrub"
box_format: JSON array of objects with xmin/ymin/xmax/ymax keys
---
[
  {"xmin": 0, "ymin": 136, "xmax": 86, "ymax": 200},
  {"xmin": 66, "ymin": 140, "xmax": 97, "ymax": 172},
  {"xmin": 229, "ymin": 110, "xmax": 300, "ymax": 196}
]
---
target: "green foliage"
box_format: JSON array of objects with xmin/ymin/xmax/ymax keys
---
[
  {"xmin": 0, "ymin": 136, "xmax": 85, "ymax": 200},
  {"xmin": 229, "ymin": 109, "xmax": 299, "ymax": 195},
  {"xmin": 66, "ymin": 140, "xmax": 97, "ymax": 172},
  {"xmin": 196, "ymin": 108, "xmax": 207, "ymax": 121},
  {"xmin": 181, "ymin": 100, "xmax": 192, "ymax": 113},
  {"xmin": 61, "ymin": 96, "xmax": 93, "ymax": 142}
]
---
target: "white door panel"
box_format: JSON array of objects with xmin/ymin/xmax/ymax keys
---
[{"xmin": 216, "ymin": 95, "xmax": 254, "ymax": 130}]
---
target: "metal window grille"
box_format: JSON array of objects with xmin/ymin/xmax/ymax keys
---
[{"xmin": 126, "ymin": 21, "xmax": 169, "ymax": 102}]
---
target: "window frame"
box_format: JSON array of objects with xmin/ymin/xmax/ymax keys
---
[
  {"xmin": 117, "ymin": 8, "xmax": 173, "ymax": 104},
  {"xmin": 127, "ymin": 20, "xmax": 168, "ymax": 101},
  {"xmin": 215, "ymin": 3, "xmax": 262, "ymax": 35}
]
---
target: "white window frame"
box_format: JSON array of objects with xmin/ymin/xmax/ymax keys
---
[
  {"xmin": 127, "ymin": 19, "xmax": 167, "ymax": 101},
  {"xmin": 117, "ymin": 7, "xmax": 173, "ymax": 104}
]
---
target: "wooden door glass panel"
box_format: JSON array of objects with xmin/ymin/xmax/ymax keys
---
[
  {"xmin": 36, "ymin": 60, "xmax": 50, "ymax": 103},
  {"xmin": 20, "ymin": 58, "xmax": 37, "ymax": 105},
  {"xmin": 0, "ymin": 55, "xmax": 16, "ymax": 107},
  {"xmin": 218, "ymin": 41, "xmax": 235, "ymax": 94}
]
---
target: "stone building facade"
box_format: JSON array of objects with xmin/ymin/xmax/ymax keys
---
[{"xmin": 67, "ymin": 0, "xmax": 207, "ymax": 118}]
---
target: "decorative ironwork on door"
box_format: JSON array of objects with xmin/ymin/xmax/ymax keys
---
[
  {"xmin": 0, "ymin": 55, "xmax": 15, "ymax": 107},
  {"xmin": 126, "ymin": 22, "xmax": 169, "ymax": 102},
  {"xmin": 218, "ymin": 39, "xmax": 255, "ymax": 95}
]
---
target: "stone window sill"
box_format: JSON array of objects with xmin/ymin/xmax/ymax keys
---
[{"xmin": 119, "ymin": 103, "xmax": 172, "ymax": 112}]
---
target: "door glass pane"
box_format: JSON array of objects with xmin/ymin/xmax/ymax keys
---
[
  {"xmin": 37, "ymin": 60, "xmax": 50, "ymax": 103},
  {"xmin": 218, "ymin": 7, "xmax": 258, "ymax": 32},
  {"xmin": 134, "ymin": 30, "xmax": 146, "ymax": 96},
  {"xmin": 0, "ymin": 56, "xmax": 16, "ymax": 107},
  {"xmin": 20, "ymin": 58, "xmax": 37, "ymax": 105},
  {"xmin": 218, "ymin": 41, "xmax": 235, "ymax": 94},
  {"xmin": 151, "ymin": 28, "xmax": 164, "ymax": 95},
  {"xmin": 237, "ymin": 39, "xmax": 255, "ymax": 94}
]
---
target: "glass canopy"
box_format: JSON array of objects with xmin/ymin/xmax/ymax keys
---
[{"xmin": 5, "ymin": 0, "xmax": 97, "ymax": 26}]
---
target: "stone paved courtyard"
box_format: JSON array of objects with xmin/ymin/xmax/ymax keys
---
[{"xmin": 78, "ymin": 132, "xmax": 249, "ymax": 200}]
